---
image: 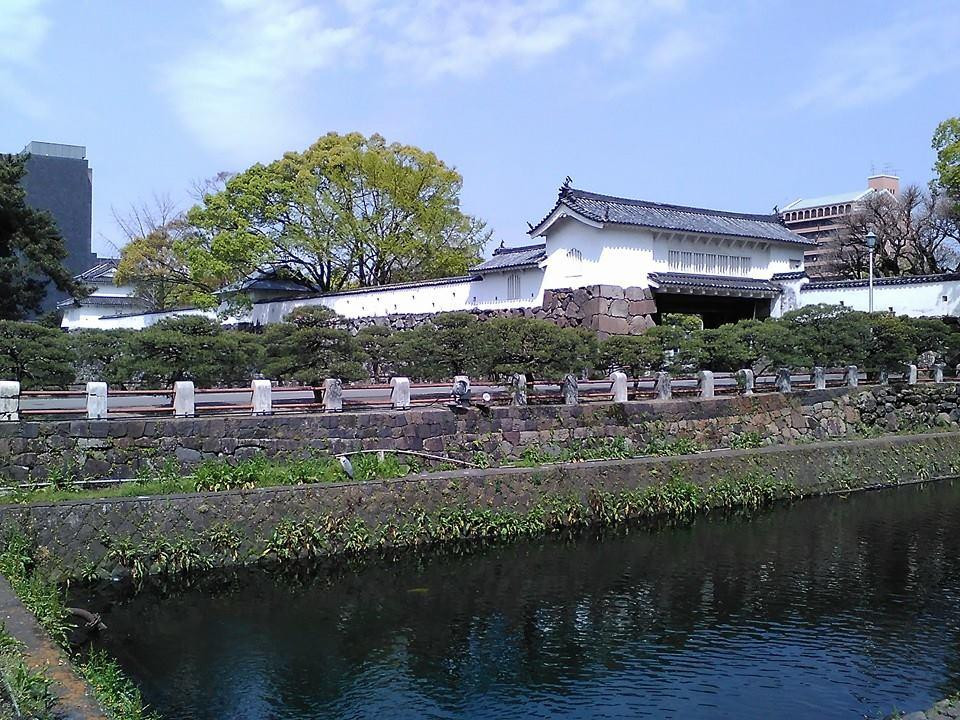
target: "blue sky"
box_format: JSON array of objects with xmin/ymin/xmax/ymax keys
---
[{"xmin": 1, "ymin": 0, "xmax": 957, "ymax": 258}]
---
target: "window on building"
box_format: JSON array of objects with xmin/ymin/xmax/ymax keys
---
[
  {"xmin": 506, "ymin": 271, "xmax": 522, "ymax": 299},
  {"xmin": 668, "ymin": 250, "xmax": 751, "ymax": 275}
]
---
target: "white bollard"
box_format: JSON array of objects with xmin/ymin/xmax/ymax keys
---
[
  {"xmin": 905, "ymin": 364, "xmax": 918, "ymax": 385},
  {"xmin": 0, "ymin": 381, "xmax": 20, "ymax": 422},
  {"xmin": 654, "ymin": 371, "xmax": 672, "ymax": 400},
  {"xmin": 561, "ymin": 374, "xmax": 579, "ymax": 405},
  {"xmin": 86, "ymin": 382, "xmax": 107, "ymax": 420},
  {"xmin": 511, "ymin": 373, "xmax": 528, "ymax": 406},
  {"xmin": 934, "ymin": 363, "xmax": 945, "ymax": 383},
  {"xmin": 813, "ymin": 367, "xmax": 826, "ymax": 390},
  {"xmin": 173, "ymin": 381, "xmax": 195, "ymax": 417},
  {"xmin": 775, "ymin": 368, "xmax": 792, "ymax": 394},
  {"xmin": 736, "ymin": 369, "xmax": 754, "ymax": 395},
  {"xmin": 845, "ymin": 365, "xmax": 859, "ymax": 388},
  {"xmin": 323, "ymin": 378, "xmax": 343, "ymax": 412},
  {"xmin": 610, "ymin": 371, "xmax": 628, "ymax": 403},
  {"xmin": 390, "ymin": 376, "xmax": 411, "ymax": 410},
  {"xmin": 251, "ymin": 379, "xmax": 272, "ymax": 415},
  {"xmin": 697, "ymin": 370, "xmax": 714, "ymax": 398}
]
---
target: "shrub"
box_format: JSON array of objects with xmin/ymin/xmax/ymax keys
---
[
  {"xmin": 0, "ymin": 320, "xmax": 74, "ymax": 389},
  {"xmin": 261, "ymin": 306, "xmax": 364, "ymax": 384}
]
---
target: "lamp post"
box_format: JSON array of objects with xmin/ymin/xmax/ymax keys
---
[{"xmin": 866, "ymin": 231, "xmax": 877, "ymax": 313}]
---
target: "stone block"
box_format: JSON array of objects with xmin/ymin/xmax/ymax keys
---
[
  {"xmin": 582, "ymin": 296, "xmax": 607, "ymax": 319},
  {"xmin": 628, "ymin": 299, "xmax": 658, "ymax": 316},
  {"xmin": 596, "ymin": 284, "xmax": 625, "ymax": 299},
  {"xmin": 627, "ymin": 315, "xmax": 656, "ymax": 334},
  {"xmin": 608, "ymin": 299, "xmax": 629, "ymax": 317},
  {"xmin": 623, "ymin": 286, "xmax": 648, "ymax": 301},
  {"xmin": 595, "ymin": 315, "xmax": 629, "ymax": 335}
]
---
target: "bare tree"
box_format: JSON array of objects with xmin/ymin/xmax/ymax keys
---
[{"xmin": 831, "ymin": 184, "xmax": 960, "ymax": 278}]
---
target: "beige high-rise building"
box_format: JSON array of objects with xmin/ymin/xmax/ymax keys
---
[{"xmin": 780, "ymin": 174, "xmax": 899, "ymax": 277}]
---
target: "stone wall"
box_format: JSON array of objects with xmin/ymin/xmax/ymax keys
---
[
  {"xmin": 3, "ymin": 433, "xmax": 959, "ymax": 578},
  {"xmin": 1, "ymin": 388, "xmax": 861, "ymax": 483},
  {"xmin": 337, "ymin": 285, "xmax": 657, "ymax": 338}
]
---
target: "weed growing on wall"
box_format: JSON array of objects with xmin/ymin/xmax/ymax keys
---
[{"xmin": 76, "ymin": 650, "xmax": 158, "ymax": 720}]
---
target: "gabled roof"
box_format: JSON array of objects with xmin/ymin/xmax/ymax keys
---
[
  {"xmin": 75, "ymin": 258, "xmax": 119, "ymax": 283},
  {"xmin": 530, "ymin": 186, "xmax": 813, "ymax": 246},
  {"xmin": 470, "ymin": 243, "xmax": 546, "ymax": 272},
  {"xmin": 781, "ymin": 189, "xmax": 873, "ymax": 212},
  {"xmin": 648, "ymin": 272, "xmax": 782, "ymax": 296}
]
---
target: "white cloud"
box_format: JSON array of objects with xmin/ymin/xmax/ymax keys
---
[
  {"xmin": 791, "ymin": 13, "xmax": 960, "ymax": 111},
  {"xmin": 0, "ymin": 0, "xmax": 49, "ymax": 118},
  {"xmin": 163, "ymin": 0, "xmax": 711, "ymax": 154}
]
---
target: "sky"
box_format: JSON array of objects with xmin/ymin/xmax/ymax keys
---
[{"xmin": 1, "ymin": 0, "xmax": 958, "ymax": 259}]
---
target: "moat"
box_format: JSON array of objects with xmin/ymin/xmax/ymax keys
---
[{"xmin": 76, "ymin": 480, "xmax": 960, "ymax": 719}]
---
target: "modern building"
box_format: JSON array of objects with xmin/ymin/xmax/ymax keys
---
[
  {"xmin": 17, "ymin": 141, "xmax": 97, "ymax": 311},
  {"xmin": 780, "ymin": 174, "xmax": 900, "ymax": 277}
]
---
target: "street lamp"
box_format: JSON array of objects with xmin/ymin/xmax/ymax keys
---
[{"xmin": 865, "ymin": 231, "xmax": 877, "ymax": 313}]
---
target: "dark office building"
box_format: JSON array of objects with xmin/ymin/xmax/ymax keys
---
[{"xmin": 17, "ymin": 141, "xmax": 97, "ymax": 312}]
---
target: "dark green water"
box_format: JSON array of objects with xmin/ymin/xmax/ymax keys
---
[{"xmin": 81, "ymin": 481, "xmax": 960, "ymax": 719}]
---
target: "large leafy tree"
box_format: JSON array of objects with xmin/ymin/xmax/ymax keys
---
[
  {"xmin": 183, "ymin": 132, "xmax": 488, "ymax": 306},
  {"xmin": 261, "ymin": 306, "xmax": 365, "ymax": 385},
  {"xmin": 933, "ymin": 117, "xmax": 960, "ymax": 205},
  {"xmin": 0, "ymin": 154, "xmax": 85, "ymax": 319}
]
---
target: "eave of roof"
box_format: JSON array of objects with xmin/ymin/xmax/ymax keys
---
[
  {"xmin": 469, "ymin": 243, "xmax": 546, "ymax": 272},
  {"xmin": 803, "ymin": 273, "xmax": 960, "ymax": 291},
  {"xmin": 648, "ymin": 272, "xmax": 782, "ymax": 297},
  {"xmin": 529, "ymin": 186, "xmax": 814, "ymax": 246}
]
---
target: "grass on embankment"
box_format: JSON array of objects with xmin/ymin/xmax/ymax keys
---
[{"xmin": 1, "ymin": 435, "xmax": 743, "ymax": 506}]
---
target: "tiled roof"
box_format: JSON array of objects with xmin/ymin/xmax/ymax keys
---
[
  {"xmin": 57, "ymin": 294, "xmax": 140, "ymax": 310},
  {"xmin": 803, "ymin": 273, "xmax": 960, "ymax": 291},
  {"xmin": 781, "ymin": 189, "xmax": 872, "ymax": 212},
  {"xmin": 530, "ymin": 187, "xmax": 814, "ymax": 246},
  {"xmin": 771, "ymin": 271, "xmax": 808, "ymax": 281},
  {"xmin": 75, "ymin": 258, "xmax": 119, "ymax": 283},
  {"xmin": 470, "ymin": 243, "xmax": 547, "ymax": 272},
  {"xmin": 648, "ymin": 272, "xmax": 782, "ymax": 296}
]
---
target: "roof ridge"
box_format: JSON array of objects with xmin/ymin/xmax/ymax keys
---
[
  {"xmin": 563, "ymin": 187, "xmax": 782, "ymax": 223},
  {"xmin": 493, "ymin": 242, "xmax": 546, "ymax": 255}
]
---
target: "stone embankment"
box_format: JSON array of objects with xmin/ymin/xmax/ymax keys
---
[
  {"xmin": 3, "ymin": 382, "xmax": 959, "ymax": 484},
  {"xmin": 899, "ymin": 698, "xmax": 960, "ymax": 720},
  {"xmin": 1, "ymin": 432, "xmax": 958, "ymax": 578}
]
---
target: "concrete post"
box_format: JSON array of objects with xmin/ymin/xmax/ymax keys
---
[
  {"xmin": 323, "ymin": 378, "xmax": 343, "ymax": 412},
  {"xmin": 846, "ymin": 365, "xmax": 859, "ymax": 388},
  {"xmin": 561, "ymin": 374, "xmax": 578, "ymax": 405},
  {"xmin": 0, "ymin": 381, "xmax": 20, "ymax": 422},
  {"xmin": 452, "ymin": 375, "xmax": 471, "ymax": 405},
  {"xmin": 251, "ymin": 379, "xmax": 272, "ymax": 415},
  {"xmin": 934, "ymin": 363, "xmax": 946, "ymax": 383},
  {"xmin": 812, "ymin": 367, "xmax": 826, "ymax": 390},
  {"xmin": 697, "ymin": 370, "xmax": 715, "ymax": 398},
  {"xmin": 390, "ymin": 376, "xmax": 411, "ymax": 410},
  {"xmin": 956, "ymin": 363, "xmax": 960, "ymax": 381},
  {"xmin": 878, "ymin": 368, "xmax": 889, "ymax": 385},
  {"xmin": 610, "ymin": 371, "xmax": 628, "ymax": 403},
  {"xmin": 85, "ymin": 382, "xmax": 107, "ymax": 420},
  {"xmin": 511, "ymin": 373, "xmax": 528, "ymax": 406},
  {"xmin": 775, "ymin": 368, "xmax": 792, "ymax": 394},
  {"xmin": 654, "ymin": 371, "xmax": 672, "ymax": 400},
  {"xmin": 735, "ymin": 369, "xmax": 754, "ymax": 395},
  {"xmin": 905, "ymin": 364, "xmax": 918, "ymax": 385},
  {"xmin": 173, "ymin": 381, "xmax": 195, "ymax": 417}
]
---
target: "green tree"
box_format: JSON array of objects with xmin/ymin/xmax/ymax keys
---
[
  {"xmin": 759, "ymin": 305, "xmax": 871, "ymax": 370},
  {"xmin": 933, "ymin": 117, "xmax": 960, "ymax": 204},
  {"xmin": 67, "ymin": 329, "xmax": 135, "ymax": 385},
  {"xmin": 865, "ymin": 314, "xmax": 916, "ymax": 375},
  {"xmin": 476, "ymin": 318, "xmax": 596, "ymax": 380},
  {"xmin": 699, "ymin": 320, "xmax": 766, "ymax": 372},
  {"xmin": 389, "ymin": 312, "xmax": 482, "ymax": 381},
  {"xmin": 598, "ymin": 334, "xmax": 662, "ymax": 375},
  {"xmin": 0, "ymin": 154, "xmax": 85, "ymax": 319},
  {"xmin": 0, "ymin": 321, "xmax": 74, "ymax": 389},
  {"xmin": 183, "ymin": 132, "xmax": 489, "ymax": 306},
  {"xmin": 121, "ymin": 316, "xmax": 263, "ymax": 387},
  {"xmin": 261, "ymin": 307, "xmax": 364, "ymax": 385},
  {"xmin": 355, "ymin": 325, "xmax": 394, "ymax": 381}
]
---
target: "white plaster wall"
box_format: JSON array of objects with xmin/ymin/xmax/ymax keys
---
[
  {"xmin": 800, "ymin": 280, "xmax": 960, "ymax": 317},
  {"xmin": 540, "ymin": 221, "xmax": 655, "ymax": 289},
  {"xmin": 66, "ymin": 307, "xmax": 220, "ymax": 331}
]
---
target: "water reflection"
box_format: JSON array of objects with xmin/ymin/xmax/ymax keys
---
[{"xmin": 81, "ymin": 481, "xmax": 960, "ymax": 719}]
